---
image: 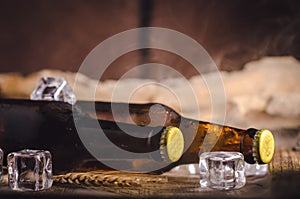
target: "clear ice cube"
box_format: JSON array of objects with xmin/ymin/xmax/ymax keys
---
[
  {"xmin": 7, "ymin": 149, "xmax": 53, "ymax": 191},
  {"xmin": 30, "ymin": 77, "xmax": 77, "ymax": 105},
  {"xmin": 0, "ymin": 148, "xmax": 3, "ymax": 183},
  {"xmin": 199, "ymin": 151, "xmax": 246, "ymax": 190},
  {"xmin": 245, "ymin": 163, "xmax": 269, "ymax": 177}
]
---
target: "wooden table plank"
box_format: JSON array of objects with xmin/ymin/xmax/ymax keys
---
[
  {"xmin": 270, "ymin": 148, "xmax": 300, "ymax": 174},
  {"xmin": 1, "ymin": 129, "xmax": 300, "ymax": 198}
]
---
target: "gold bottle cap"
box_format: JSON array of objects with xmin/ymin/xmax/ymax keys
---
[
  {"xmin": 254, "ymin": 129, "xmax": 275, "ymax": 164},
  {"xmin": 160, "ymin": 126, "xmax": 184, "ymax": 162}
]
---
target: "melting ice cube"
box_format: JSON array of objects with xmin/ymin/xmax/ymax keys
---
[
  {"xmin": 199, "ymin": 151, "xmax": 246, "ymax": 190},
  {"xmin": 30, "ymin": 77, "xmax": 76, "ymax": 105},
  {"xmin": 7, "ymin": 149, "xmax": 53, "ymax": 191}
]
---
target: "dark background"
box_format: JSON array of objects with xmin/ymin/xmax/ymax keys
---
[{"xmin": 0, "ymin": 0, "xmax": 299, "ymax": 79}]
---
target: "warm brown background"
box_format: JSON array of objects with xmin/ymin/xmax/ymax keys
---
[{"xmin": 0, "ymin": 0, "xmax": 299, "ymax": 79}]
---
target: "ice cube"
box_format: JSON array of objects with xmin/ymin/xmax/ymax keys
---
[
  {"xmin": 199, "ymin": 151, "xmax": 246, "ymax": 190},
  {"xmin": 30, "ymin": 77, "xmax": 77, "ymax": 105},
  {"xmin": 7, "ymin": 149, "xmax": 53, "ymax": 191}
]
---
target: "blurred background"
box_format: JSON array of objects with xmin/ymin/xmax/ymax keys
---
[{"xmin": 0, "ymin": 0, "xmax": 299, "ymax": 78}]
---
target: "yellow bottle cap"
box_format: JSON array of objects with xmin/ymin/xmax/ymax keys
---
[
  {"xmin": 160, "ymin": 126, "xmax": 184, "ymax": 162},
  {"xmin": 254, "ymin": 129, "xmax": 275, "ymax": 164}
]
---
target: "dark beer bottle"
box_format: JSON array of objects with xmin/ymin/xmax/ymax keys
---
[
  {"xmin": 78, "ymin": 100, "xmax": 275, "ymax": 165},
  {"xmin": 0, "ymin": 99, "xmax": 274, "ymax": 174}
]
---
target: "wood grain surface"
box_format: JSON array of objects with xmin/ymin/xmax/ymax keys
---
[
  {"xmin": 270, "ymin": 148, "xmax": 300, "ymax": 174},
  {"xmin": 1, "ymin": 130, "xmax": 299, "ymax": 198}
]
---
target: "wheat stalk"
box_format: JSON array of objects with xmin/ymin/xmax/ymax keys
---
[
  {"xmin": 1, "ymin": 169, "xmax": 168, "ymax": 187},
  {"xmin": 53, "ymin": 170, "xmax": 168, "ymax": 187},
  {"xmin": 53, "ymin": 172, "xmax": 136, "ymax": 187}
]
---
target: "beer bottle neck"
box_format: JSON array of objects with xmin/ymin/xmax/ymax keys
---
[
  {"xmin": 177, "ymin": 123, "xmax": 274, "ymax": 165},
  {"xmin": 242, "ymin": 128, "xmax": 275, "ymax": 164}
]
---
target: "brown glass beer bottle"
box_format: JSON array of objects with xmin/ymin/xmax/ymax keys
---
[{"xmin": 0, "ymin": 99, "xmax": 274, "ymax": 174}]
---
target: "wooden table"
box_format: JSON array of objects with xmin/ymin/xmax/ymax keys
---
[{"xmin": 0, "ymin": 129, "xmax": 299, "ymax": 199}]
